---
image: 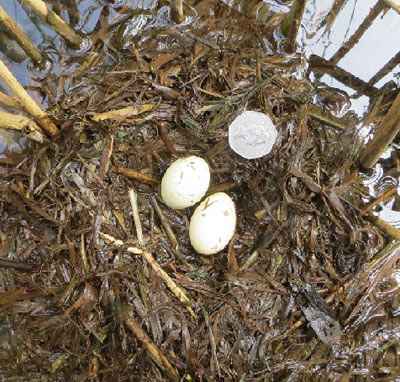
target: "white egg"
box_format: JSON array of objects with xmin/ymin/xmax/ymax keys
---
[
  {"xmin": 189, "ymin": 192, "xmax": 236, "ymax": 255},
  {"xmin": 161, "ymin": 156, "xmax": 210, "ymax": 209}
]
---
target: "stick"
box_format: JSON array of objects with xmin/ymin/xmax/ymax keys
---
[
  {"xmin": 113, "ymin": 166, "xmax": 158, "ymax": 185},
  {"xmin": 330, "ymin": 1, "xmax": 384, "ymax": 65},
  {"xmin": 307, "ymin": 104, "xmax": 349, "ymax": 130},
  {"xmin": 150, "ymin": 196, "xmax": 191, "ymax": 268},
  {"xmin": 360, "ymin": 91, "xmax": 400, "ymax": 168},
  {"xmin": 366, "ymin": 214, "xmax": 400, "ymax": 240},
  {"xmin": 124, "ymin": 316, "xmax": 180, "ymax": 381},
  {"xmin": 319, "ymin": 0, "xmax": 347, "ymax": 30},
  {"xmin": 151, "ymin": 197, "xmax": 179, "ymax": 252},
  {"xmin": 361, "ymin": 186, "xmax": 397, "ymax": 215},
  {"xmin": 171, "ymin": 0, "xmax": 184, "ymax": 23},
  {"xmin": 0, "ymin": 258, "xmax": 35, "ymax": 272},
  {"xmin": 202, "ymin": 307, "xmax": 220, "ymax": 377},
  {"xmin": 309, "ymin": 55, "xmax": 378, "ymax": 97},
  {"xmin": 0, "ymin": 110, "xmax": 39, "ymax": 131},
  {"xmin": 281, "ymin": 0, "xmax": 306, "ymax": 53},
  {"xmin": 0, "ymin": 91, "xmax": 21, "ymax": 109},
  {"xmin": 0, "ymin": 4, "xmax": 43, "ymax": 65},
  {"xmin": 0, "ymin": 111, "xmax": 44, "ymax": 142},
  {"xmin": 128, "ymin": 188, "xmax": 145, "ymax": 247},
  {"xmin": 368, "ymin": 50, "xmax": 400, "ymax": 86},
  {"xmin": 19, "ymin": 0, "xmax": 82, "ymax": 47},
  {"xmin": 382, "ymin": 0, "xmax": 400, "ymax": 14},
  {"xmin": 100, "ymin": 232, "xmax": 196, "ymax": 319},
  {"xmin": 0, "ymin": 59, "xmax": 59, "ymax": 136}
]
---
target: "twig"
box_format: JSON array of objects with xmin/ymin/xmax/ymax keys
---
[
  {"xmin": 128, "ymin": 188, "xmax": 145, "ymax": 247},
  {"xmin": 368, "ymin": 50, "xmax": 400, "ymax": 86},
  {"xmin": 100, "ymin": 232, "xmax": 196, "ymax": 319},
  {"xmin": 208, "ymin": 181, "xmax": 237, "ymax": 194},
  {"xmin": 99, "ymin": 135, "xmax": 113, "ymax": 181},
  {"xmin": 281, "ymin": 0, "xmax": 306, "ymax": 53},
  {"xmin": 113, "ymin": 166, "xmax": 159, "ymax": 185},
  {"xmin": 80, "ymin": 233, "xmax": 89, "ymax": 274},
  {"xmin": 0, "ymin": 4, "xmax": 43, "ymax": 64},
  {"xmin": 330, "ymin": 1, "xmax": 384, "ymax": 65},
  {"xmin": 150, "ymin": 196, "xmax": 190, "ymax": 267},
  {"xmin": 307, "ymin": 104, "xmax": 350, "ymax": 130},
  {"xmin": 382, "ymin": 0, "xmax": 400, "ymax": 14},
  {"xmin": 319, "ymin": 0, "xmax": 347, "ymax": 30},
  {"xmin": 240, "ymin": 224, "xmax": 285, "ymax": 272},
  {"xmin": 124, "ymin": 315, "xmax": 180, "ymax": 381},
  {"xmin": 360, "ymin": 91, "xmax": 400, "ymax": 168},
  {"xmin": 151, "ymin": 196, "xmax": 179, "ymax": 251},
  {"xmin": 0, "ymin": 111, "xmax": 44, "ymax": 142},
  {"xmin": 0, "ymin": 91, "xmax": 21, "ymax": 109},
  {"xmin": 366, "ymin": 214, "xmax": 400, "ymax": 240},
  {"xmin": 202, "ymin": 307, "xmax": 220, "ymax": 377},
  {"xmin": 309, "ymin": 55, "xmax": 378, "ymax": 97},
  {"xmin": 0, "ymin": 258, "xmax": 35, "ymax": 272},
  {"xmin": 171, "ymin": 0, "xmax": 184, "ymax": 23},
  {"xmin": 0, "ymin": 59, "xmax": 59, "ymax": 136},
  {"xmin": 361, "ymin": 186, "xmax": 397, "ymax": 215},
  {"xmin": 19, "ymin": 0, "xmax": 82, "ymax": 47}
]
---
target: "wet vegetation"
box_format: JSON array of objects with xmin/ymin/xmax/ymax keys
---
[{"xmin": 1, "ymin": 0, "xmax": 400, "ymax": 380}]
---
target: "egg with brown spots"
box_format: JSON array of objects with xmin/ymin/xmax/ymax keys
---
[{"xmin": 189, "ymin": 192, "xmax": 236, "ymax": 255}]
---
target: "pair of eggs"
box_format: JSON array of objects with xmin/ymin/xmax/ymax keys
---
[{"xmin": 161, "ymin": 156, "xmax": 236, "ymax": 255}]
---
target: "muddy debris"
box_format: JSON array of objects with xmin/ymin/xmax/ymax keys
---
[{"xmin": 1, "ymin": 1, "xmax": 400, "ymax": 381}]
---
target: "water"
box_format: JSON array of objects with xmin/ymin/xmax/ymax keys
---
[{"xmin": 0, "ymin": 0, "xmax": 400, "ymax": 222}]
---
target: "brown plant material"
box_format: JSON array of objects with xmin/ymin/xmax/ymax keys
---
[
  {"xmin": 0, "ymin": 111, "xmax": 44, "ymax": 142},
  {"xmin": 91, "ymin": 104, "xmax": 156, "ymax": 121},
  {"xmin": 124, "ymin": 314, "xmax": 180, "ymax": 381},
  {"xmin": 360, "ymin": 91, "xmax": 400, "ymax": 168},
  {"xmin": 329, "ymin": 1, "xmax": 385, "ymax": 65},
  {"xmin": 0, "ymin": 59, "xmax": 58, "ymax": 136},
  {"xmin": 2, "ymin": 2, "xmax": 400, "ymax": 380},
  {"xmin": 113, "ymin": 165, "xmax": 159, "ymax": 185}
]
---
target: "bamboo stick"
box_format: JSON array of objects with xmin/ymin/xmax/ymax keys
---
[
  {"xmin": 0, "ymin": 91, "xmax": 21, "ymax": 109},
  {"xmin": 382, "ymin": 0, "xmax": 400, "ymax": 14},
  {"xmin": 330, "ymin": 1, "xmax": 384, "ymax": 65},
  {"xmin": 20, "ymin": 0, "xmax": 82, "ymax": 47},
  {"xmin": 281, "ymin": 0, "xmax": 306, "ymax": 53},
  {"xmin": 0, "ymin": 4, "xmax": 43, "ymax": 65},
  {"xmin": 0, "ymin": 59, "xmax": 58, "ymax": 136},
  {"xmin": 360, "ymin": 91, "xmax": 400, "ymax": 168},
  {"xmin": 368, "ymin": 50, "xmax": 400, "ymax": 86}
]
